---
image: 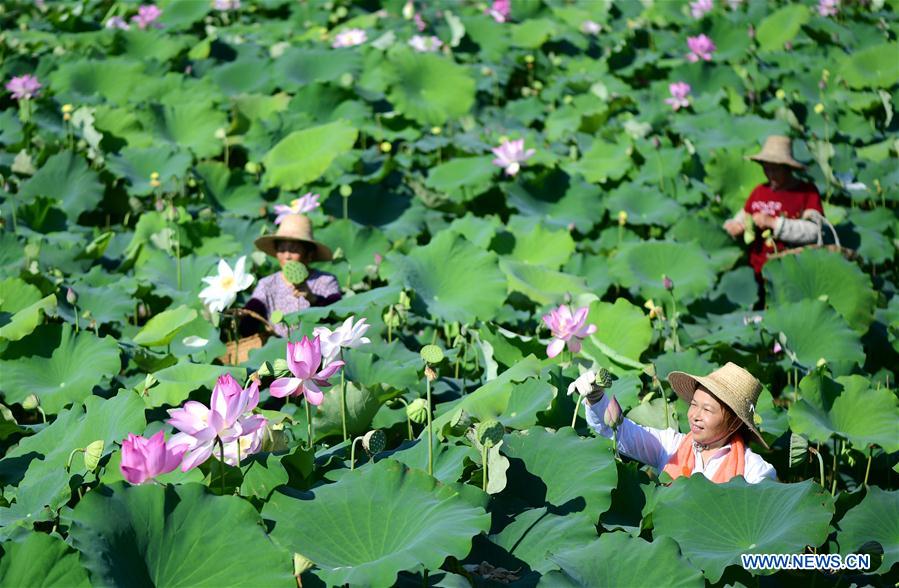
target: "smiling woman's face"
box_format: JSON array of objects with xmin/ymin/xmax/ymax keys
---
[{"xmin": 687, "ymin": 387, "xmax": 734, "ymax": 446}]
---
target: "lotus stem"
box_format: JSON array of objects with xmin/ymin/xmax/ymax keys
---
[
  {"xmin": 217, "ymin": 436, "xmax": 226, "ymax": 496},
  {"xmin": 426, "ymin": 377, "xmax": 433, "ymax": 476},
  {"xmin": 306, "ymin": 401, "xmax": 314, "ymax": 452},
  {"xmin": 350, "ymin": 437, "xmax": 361, "ymax": 470},
  {"xmin": 810, "ymin": 445, "xmax": 826, "ymax": 488},
  {"xmin": 612, "ymin": 428, "xmax": 621, "ymax": 461},
  {"xmin": 393, "ymin": 397, "xmax": 413, "ymax": 440},
  {"xmin": 570, "ymin": 397, "xmax": 579, "ymax": 429},
  {"xmin": 863, "ymin": 447, "xmax": 872, "ymax": 488},
  {"xmin": 655, "ymin": 375, "xmax": 670, "ymax": 430},
  {"xmin": 342, "ymin": 195, "xmax": 348, "ymax": 220},
  {"xmin": 481, "ymin": 443, "xmax": 488, "ymax": 491},
  {"xmin": 340, "ymin": 355, "xmax": 348, "ymax": 443},
  {"xmin": 73, "ymin": 303, "xmax": 80, "ymax": 333},
  {"xmin": 668, "ymin": 292, "xmax": 681, "ymax": 351},
  {"xmin": 65, "ymin": 448, "xmax": 84, "ymax": 473},
  {"xmin": 233, "ymin": 316, "xmax": 240, "ymax": 364},
  {"xmin": 234, "ymin": 438, "xmax": 241, "ymax": 496},
  {"xmin": 831, "ymin": 438, "xmax": 840, "ymax": 496}
]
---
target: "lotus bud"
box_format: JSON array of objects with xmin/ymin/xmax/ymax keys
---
[
  {"xmin": 563, "ymin": 95, "xmax": 573, "ymax": 104},
  {"xmin": 331, "ymin": 247, "xmax": 345, "ymax": 261},
  {"xmin": 402, "ymin": 0, "xmax": 414, "ymax": 19},
  {"xmin": 244, "ymin": 161, "xmax": 260, "ymax": 174},
  {"xmin": 789, "ymin": 433, "xmax": 809, "ymax": 468},
  {"xmin": 814, "ymin": 103, "xmax": 824, "ymax": 114},
  {"xmin": 256, "ymin": 361, "xmax": 274, "ymax": 378},
  {"xmin": 214, "ymin": 127, "xmax": 227, "ymax": 140},
  {"xmin": 424, "ymin": 365, "xmax": 437, "ymax": 382},
  {"xmin": 66, "ymin": 287, "xmax": 77, "ymax": 305},
  {"xmin": 361, "ymin": 429, "xmax": 386, "ymax": 454},
  {"xmin": 406, "ymin": 398, "xmax": 429, "ymax": 424},
  {"xmin": 430, "ymin": 126, "xmax": 442, "ymax": 135},
  {"xmin": 618, "ymin": 210, "xmax": 628, "ymax": 225},
  {"xmin": 420, "ymin": 344, "xmax": 444, "ymax": 365},
  {"xmin": 816, "ymin": 358, "xmax": 827, "ymax": 368},
  {"xmin": 603, "ymin": 395, "xmax": 623, "ymax": 429},
  {"xmin": 524, "ymin": 54, "xmax": 535, "ymax": 64},
  {"xmin": 61, "ymin": 103, "xmax": 74, "ymax": 114},
  {"xmin": 83, "ymin": 439, "xmax": 104, "ymax": 471},
  {"xmin": 339, "ymin": 184, "xmax": 352, "ymax": 197},
  {"xmin": 773, "ymin": 341, "xmax": 782, "ymax": 354},
  {"xmin": 662, "ymin": 275, "xmax": 674, "ymax": 291},
  {"xmin": 476, "ymin": 419, "xmax": 504, "ymax": 449},
  {"xmin": 373, "ymin": 253, "xmax": 383, "ymax": 265},
  {"xmin": 775, "ymin": 89, "xmax": 786, "ymax": 100},
  {"xmin": 282, "ymin": 261, "xmax": 308, "ymax": 285},
  {"xmin": 595, "ymin": 367, "xmax": 613, "ymax": 389},
  {"xmin": 22, "ymin": 394, "xmax": 40, "ymax": 410}
]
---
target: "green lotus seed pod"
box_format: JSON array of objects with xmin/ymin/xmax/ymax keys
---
[
  {"xmin": 282, "ymin": 261, "xmax": 308, "ymax": 285},
  {"xmin": 420, "ymin": 344, "xmax": 444, "ymax": 364},
  {"xmin": 789, "ymin": 433, "xmax": 809, "ymax": 468},
  {"xmin": 406, "ymin": 398, "xmax": 429, "ymax": 425},
  {"xmin": 444, "ymin": 409, "xmax": 473, "ymax": 438},
  {"xmin": 339, "ymin": 184, "xmax": 352, "ymax": 197},
  {"xmin": 595, "ymin": 367, "xmax": 613, "ymax": 389},
  {"xmin": 476, "ymin": 419, "xmax": 505, "ymax": 449},
  {"xmin": 269, "ymin": 310, "xmax": 284, "ymax": 324},
  {"xmin": 83, "ymin": 440, "xmax": 104, "ymax": 471},
  {"xmin": 362, "ymin": 429, "xmax": 386, "ymax": 454}
]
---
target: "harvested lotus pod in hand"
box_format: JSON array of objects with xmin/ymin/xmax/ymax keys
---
[
  {"xmin": 595, "ymin": 367, "xmax": 613, "ymax": 389},
  {"xmin": 282, "ymin": 260, "xmax": 309, "ymax": 285}
]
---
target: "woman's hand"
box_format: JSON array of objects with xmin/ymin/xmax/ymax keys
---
[
  {"xmin": 584, "ymin": 389, "xmax": 605, "ymax": 406},
  {"xmin": 723, "ymin": 219, "xmax": 745, "ymax": 238},
  {"xmin": 751, "ymin": 212, "xmax": 777, "ymax": 230}
]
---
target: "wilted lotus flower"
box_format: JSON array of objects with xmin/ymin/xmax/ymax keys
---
[
  {"xmin": 818, "ymin": 0, "xmax": 839, "ymax": 17},
  {"xmin": 269, "ymin": 336, "xmax": 344, "ymax": 404},
  {"xmin": 408, "ymin": 35, "xmax": 443, "ymax": 52},
  {"xmin": 686, "ymin": 34, "xmax": 716, "ymax": 62},
  {"xmin": 486, "ymin": 0, "xmax": 510, "ymax": 22},
  {"xmin": 105, "ymin": 15, "xmax": 130, "ymax": 30},
  {"xmin": 199, "ymin": 256, "xmax": 254, "ymax": 313},
  {"xmin": 120, "ymin": 431, "xmax": 186, "ymax": 484},
  {"xmin": 132, "ymin": 4, "xmax": 162, "ymax": 29},
  {"xmin": 542, "ymin": 304, "xmax": 597, "ymax": 359},
  {"xmin": 5, "ymin": 75, "xmax": 41, "ymax": 101},
  {"xmin": 332, "ymin": 28, "xmax": 367, "ymax": 48},
  {"xmin": 603, "ymin": 395, "xmax": 623, "ymax": 429},
  {"xmin": 582, "ymin": 20, "xmax": 601, "ymax": 35},
  {"xmin": 313, "ymin": 316, "xmax": 371, "ymax": 366},
  {"xmin": 665, "ymin": 81, "xmax": 691, "ymax": 111},
  {"xmin": 690, "ymin": 0, "xmax": 713, "ymax": 19},
  {"xmin": 491, "ymin": 139, "xmax": 535, "ymax": 176},
  {"xmin": 273, "ymin": 193, "xmax": 320, "ymax": 224}
]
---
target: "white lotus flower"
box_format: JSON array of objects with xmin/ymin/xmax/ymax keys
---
[
  {"xmin": 332, "ymin": 28, "xmax": 367, "ymax": 48},
  {"xmin": 835, "ymin": 172, "xmax": 867, "ymax": 192},
  {"xmin": 198, "ymin": 256, "xmax": 254, "ymax": 313},
  {"xmin": 313, "ymin": 316, "xmax": 371, "ymax": 366},
  {"xmin": 567, "ymin": 370, "xmax": 596, "ymax": 396},
  {"xmin": 408, "ymin": 35, "xmax": 443, "ymax": 52}
]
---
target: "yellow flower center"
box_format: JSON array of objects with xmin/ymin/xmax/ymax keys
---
[{"xmin": 221, "ymin": 276, "xmax": 235, "ymax": 290}]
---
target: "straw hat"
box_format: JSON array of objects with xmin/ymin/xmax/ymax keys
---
[
  {"xmin": 254, "ymin": 214, "xmax": 333, "ymax": 261},
  {"xmin": 746, "ymin": 135, "xmax": 805, "ymax": 170},
  {"xmin": 667, "ymin": 362, "xmax": 769, "ymax": 449}
]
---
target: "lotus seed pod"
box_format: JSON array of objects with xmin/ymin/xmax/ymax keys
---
[
  {"xmin": 420, "ymin": 344, "xmax": 444, "ymax": 364},
  {"xmin": 424, "ymin": 365, "xmax": 438, "ymax": 382},
  {"xmin": 407, "ymin": 398, "xmax": 429, "ymax": 424},
  {"xmin": 476, "ymin": 420, "xmax": 505, "ymax": 449},
  {"xmin": 789, "ymin": 433, "xmax": 809, "ymax": 468},
  {"xmin": 362, "ymin": 429, "xmax": 386, "ymax": 454},
  {"xmin": 595, "ymin": 367, "xmax": 613, "ymax": 389},
  {"xmin": 22, "ymin": 394, "xmax": 40, "ymax": 410},
  {"xmin": 83, "ymin": 439, "xmax": 104, "ymax": 471},
  {"xmin": 282, "ymin": 261, "xmax": 308, "ymax": 285},
  {"xmin": 339, "ymin": 184, "xmax": 352, "ymax": 197},
  {"xmin": 269, "ymin": 310, "xmax": 284, "ymax": 324}
]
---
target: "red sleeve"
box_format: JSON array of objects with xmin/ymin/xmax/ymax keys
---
[{"xmin": 803, "ymin": 184, "xmax": 824, "ymax": 214}]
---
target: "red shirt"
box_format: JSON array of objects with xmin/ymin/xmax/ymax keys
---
[{"xmin": 743, "ymin": 182, "xmax": 823, "ymax": 274}]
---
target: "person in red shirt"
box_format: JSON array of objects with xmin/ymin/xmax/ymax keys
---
[{"xmin": 723, "ymin": 136, "xmax": 825, "ymax": 303}]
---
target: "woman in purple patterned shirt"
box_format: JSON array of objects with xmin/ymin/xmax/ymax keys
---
[{"xmin": 241, "ymin": 214, "xmax": 342, "ymax": 338}]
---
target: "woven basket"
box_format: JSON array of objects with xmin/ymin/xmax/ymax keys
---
[
  {"xmin": 217, "ymin": 308, "xmax": 276, "ymax": 365},
  {"xmin": 768, "ymin": 218, "xmax": 857, "ymax": 261}
]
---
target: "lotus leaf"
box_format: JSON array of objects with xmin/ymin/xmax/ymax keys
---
[
  {"xmin": 316, "ymin": 219, "xmax": 391, "ymax": 284},
  {"xmin": 18, "ymin": 151, "xmax": 103, "ymax": 222},
  {"xmin": 651, "ymin": 477, "xmax": 835, "ymax": 583},
  {"xmin": 276, "ymin": 47, "xmax": 362, "ymax": 87},
  {"xmin": 492, "ymin": 508, "xmax": 598, "ymax": 574},
  {"xmin": 500, "ymin": 216, "xmax": 576, "ymax": 269},
  {"xmin": 756, "ymin": 5, "xmax": 810, "ymax": 53},
  {"xmin": 132, "ymin": 305, "xmax": 198, "ymax": 347},
  {"xmin": 605, "ymin": 183, "xmax": 686, "ymax": 227},
  {"xmin": 581, "ymin": 298, "xmax": 653, "ymax": 365},
  {"xmin": 763, "ymin": 300, "xmax": 864, "ymax": 373},
  {"xmin": 145, "ymin": 362, "xmax": 246, "ymax": 408},
  {"xmin": 264, "ymin": 459, "xmax": 490, "ymax": 586},
  {"xmin": 262, "ymin": 121, "xmax": 358, "ymax": 190},
  {"xmin": 385, "ymin": 441, "xmax": 475, "ymax": 484},
  {"xmin": 63, "ymin": 482, "xmax": 292, "ymax": 587},
  {"xmin": 841, "ymin": 43, "xmax": 899, "ymax": 90},
  {"xmin": 425, "ymin": 156, "xmax": 496, "ymax": 202},
  {"xmin": 0, "ymin": 324, "xmax": 119, "ymax": 413},
  {"xmin": 609, "ymin": 241, "xmax": 715, "ymax": 305},
  {"xmin": 312, "ymin": 381, "xmax": 380, "ymax": 439},
  {"xmin": 0, "ymin": 532, "xmax": 91, "ymax": 588},
  {"xmin": 106, "ymin": 145, "xmax": 192, "ymax": 196},
  {"xmin": 507, "ymin": 176, "xmax": 601, "ymax": 233},
  {"xmin": 382, "ymin": 231, "xmax": 506, "ymax": 324},
  {"xmin": 210, "ymin": 59, "xmax": 273, "ymax": 96},
  {"xmin": 837, "ymin": 487, "xmax": 898, "ymax": 574},
  {"xmin": 0, "ymin": 278, "xmax": 55, "ymax": 342},
  {"xmin": 703, "ymin": 148, "xmax": 766, "ymax": 211},
  {"xmin": 140, "ymin": 101, "xmax": 227, "ymax": 159},
  {"xmin": 1, "ymin": 391, "xmax": 145, "ymax": 525},
  {"xmin": 499, "ymin": 259, "xmax": 590, "ymax": 306},
  {"xmin": 49, "ymin": 59, "xmax": 148, "ymax": 104},
  {"xmin": 384, "ymin": 49, "xmax": 476, "ymax": 126},
  {"xmin": 566, "ymin": 139, "xmax": 631, "ymax": 184},
  {"xmin": 763, "ymin": 248, "xmax": 876, "ymax": 333},
  {"xmin": 541, "ymin": 532, "xmax": 703, "ymax": 587}
]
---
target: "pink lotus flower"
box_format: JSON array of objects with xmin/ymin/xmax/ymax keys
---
[
  {"xmin": 132, "ymin": 4, "xmax": 162, "ymax": 29},
  {"xmin": 818, "ymin": 0, "xmax": 838, "ymax": 16},
  {"xmin": 487, "ymin": 0, "xmax": 510, "ymax": 23},
  {"xmin": 167, "ymin": 374, "xmax": 265, "ymax": 470},
  {"xmin": 120, "ymin": 431, "xmax": 186, "ymax": 485},
  {"xmin": 214, "ymin": 0, "xmax": 241, "ymax": 10},
  {"xmin": 686, "ymin": 34, "xmax": 716, "ymax": 62},
  {"xmin": 690, "ymin": 0, "xmax": 714, "ymax": 19},
  {"xmin": 491, "ymin": 139, "xmax": 535, "ymax": 176},
  {"xmin": 542, "ymin": 304, "xmax": 597, "ymax": 359},
  {"xmin": 332, "ymin": 28, "xmax": 367, "ymax": 48},
  {"xmin": 603, "ymin": 395, "xmax": 623, "ymax": 429},
  {"xmin": 105, "ymin": 15, "xmax": 130, "ymax": 30},
  {"xmin": 665, "ymin": 81, "xmax": 691, "ymax": 110},
  {"xmin": 270, "ymin": 336, "xmax": 345, "ymax": 405},
  {"xmin": 273, "ymin": 193, "xmax": 320, "ymax": 224},
  {"xmin": 413, "ymin": 13, "xmax": 426, "ymax": 32},
  {"xmin": 5, "ymin": 75, "xmax": 41, "ymax": 101},
  {"xmin": 773, "ymin": 341, "xmax": 783, "ymax": 354},
  {"xmin": 408, "ymin": 35, "xmax": 443, "ymax": 52}
]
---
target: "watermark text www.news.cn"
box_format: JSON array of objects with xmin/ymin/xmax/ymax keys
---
[{"xmin": 741, "ymin": 553, "xmax": 870, "ymax": 571}]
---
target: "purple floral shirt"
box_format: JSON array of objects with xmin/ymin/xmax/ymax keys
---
[{"xmin": 245, "ymin": 269, "xmax": 342, "ymax": 337}]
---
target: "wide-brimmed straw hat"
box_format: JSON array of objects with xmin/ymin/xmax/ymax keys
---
[
  {"xmin": 667, "ymin": 362, "xmax": 769, "ymax": 449},
  {"xmin": 254, "ymin": 214, "xmax": 333, "ymax": 261},
  {"xmin": 746, "ymin": 135, "xmax": 805, "ymax": 170}
]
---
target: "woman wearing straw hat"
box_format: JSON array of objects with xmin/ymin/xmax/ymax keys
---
[
  {"xmin": 584, "ymin": 363, "xmax": 776, "ymax": 484},
  {"xmin": 723, "ymin": 136, "xmax": 826, "ymax": 283},
  {"xmin": 242, "ymin": 214, "xmax": 341, "ymax": 338}
]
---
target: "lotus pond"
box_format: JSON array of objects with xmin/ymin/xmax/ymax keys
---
[{"xmin": 1, "ymin": 0, "xmax": 898, "ymax": 586}]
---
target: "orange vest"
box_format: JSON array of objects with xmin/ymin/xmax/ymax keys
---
[{"xmin": 662, "ymin": 433, "xmax": 745, "ymax": 483}]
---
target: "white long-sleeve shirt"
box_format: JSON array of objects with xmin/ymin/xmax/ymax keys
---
[{"xmin": 584, "ymin": 394, "xmax": 777, "ymax": 484}]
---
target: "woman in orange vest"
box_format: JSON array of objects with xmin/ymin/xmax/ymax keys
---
[{"xmin": 584, "ymin": 363, "xmax": 776, "ymax": 484}]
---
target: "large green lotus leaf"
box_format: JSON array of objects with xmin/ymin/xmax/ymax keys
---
[
  {"xmin": 424, "ymin": 156, "xmax": 496, "ymax": 202},
  {"xmin": 263, "ymin": 459, "xmax": 490, "ymax": 587},
  {"xmin": 581, "ymin": 298, "xmax": 653, "ymax": 365},
  {"xmin": 275, "ymin": 47, "xmax": 362, "ymax": 88},
  {"xmin": 146, "ymin": 362, "xmax": 245, "ymax": 408},
  {"xmin": 566, "ymin": 139, "xmax": 632, "ymax": 184},
  {"xmin": 605, "ymin": 183, "xmax": 685, "ymax": 226},
  {"xmin": 262, "ymin": 121, "xmax": 358, "ymax": 190},
  {"xmin": 499, "ymin": 260, "xmax": 590, "ymax": 306},
  {"xmin": 132, "ymin": 305, "xmax": 198, "ymax": 347},
  {"xmin": 837, "ymin": 487, "xmax": 898, "ymax": 573},
  {"xmin": 141, "ymin": 102, "xmax": 227, "ymax": 159},
  {"xmin": 564, "ymin": 253, "xmax": 612, "ymax": 299},
  {"xmin": 0, "ymin": 278, "xmax": 56, "ymax": 342},
  {"xmin": 48, "ymin": 59, "xmax": 148, "ymax": 104},
  {"xmin": 609, "ymin": 241, "xmax": 715, "ymax": 305},
  {"xmin": 106, "ymin": 145, "xmax": 192, "ymax": 196},
  {"xmin": 500, "ymin": 216, "xmax": 576, "ymax": 269},
  {"xmin": 0, "ymin": 278, "xmax": 40, "ymax": 313},
  {"xmin": 841, "ymin": 43, "xmax": 899, "ymax": 89},
  {"xmin": 446, "ymin": 214, "xmax": 501, "ymax": 249},
  {"xmin": 66, "ymin": 282, "xmax": 136, "ymax": 327},
  {"xmin": 312, "ymin": 381, "xmax": 381, "ymax": 440},
  {"xmin": 133, "ymin": 251, "xmax": 219, "ymax": 307},
  {"xmin": 158, "ymin": 0, "xmax": 210, "ymax": 28},
  {"xmin": 384, "ymin": 441, "xmax": 476, "ymax": 484},
  {"xmin": 120, "ymin": 29, "xmax": 190, "ymax": 63},
  {"xmin": 704, "ymin": 148, "xmax": 766, "ymax": 211},
  {"xmin": 541, "ymin": 532, "xmax": 703, "ymax": 587},
  {"xmin": 507, "ymin": 176, "xmax": 601, "ymax": 234},
  {"xmin": 0, "ymin": 109, "xmax": 23, "ymax": 146},
  {"xmin": 492, "ymin": 508, "xmax": 598, "ymax": 574},
  {"xmin": 315, "ymin": 219, "xmax": 391, "ymax": 285},
  {"xmin": 343, "ymin": 343, "xmax": 420, "ymax": 392},
  {"xmin": 1, "ymin": 391, "xmax": 146, "ymax": 525},
  {"xmin": 667, "ymin": 216, "xmax": 742, "ymax": 273},
  {"xmin": 18, "ymin": 151, "xmax": 103, "ymax": 221},
  {"xmin": 501, "ymin": 427, "xmax": 617, "ymax": 520},
  {"xmin": 846, "ymin": 208, "xmax": 895, "ymax": 265},
  {"xmin": 763, "ymin": 248, "xmax": 876, "ymax": 333},
  {"xmin": 672, "ymin": 111, "xmax": 788, "ymax": 153},
  {"xmin": 789, "ymin": 373, "xmax": 899, "ymax": 453},
  {"xmin": 756, "ymin": 4, "xmax": 810, "ymax": 52},
  {"xmin": 763, "ymin": 300, "xmax": 864, "ymax": 372},
  {"xmin": 384, "ymin": 49, "xmax": 476, "ymax": 126},
  {"xmin": 0, "ymin": 532, "xmax": 91, "ymax": 588},
  {"xmin": 210, "ymin": 58, "xmax": 273, "ymax": 96},
  {"xmin": 382, "ymin": 231, "xmax": 506, "ymax": 324},
  {"xmin": 651, "ymin": 477, "xmax": 835, "ymax": 583},
  {"xmin": 63, "ymin": 482, "xmax": 292, "ymax": 587},
  {"xmin": 0, "ymin": 324, "xmax": 120, "ymax": 414},
  {"xmin": 194, "ymin": 161, "xmax": 265, "ymax": 216},
  {"xmin": 509, "ymin": 18, "xmax": 558, "ymax": 48},
  {"xmin": 287, "ymin": 285, "xmax": 402, "ymax": 327}
]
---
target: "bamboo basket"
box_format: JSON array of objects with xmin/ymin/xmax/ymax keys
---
[
  {"xmin": 218, "ymin": 308, "xmax": 275, "ymax": 365},
  {"xmin": 768, "ymin": 218, "xmax": 857, "ymax": 261}
]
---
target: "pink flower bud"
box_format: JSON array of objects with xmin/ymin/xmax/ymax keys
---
[
  {"xmin": 663, "ymin": 275, "xmax": 674, "ymax": 291},
  {"xmin": 604, "ymin": 395, "xmax": 623, "ymax": 429}
]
